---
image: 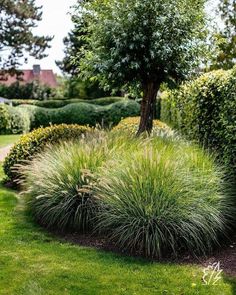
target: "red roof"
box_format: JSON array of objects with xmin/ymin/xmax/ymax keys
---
[{"xmin": 0, "ymin": 68, "xmax": 58, "ymax": 88}]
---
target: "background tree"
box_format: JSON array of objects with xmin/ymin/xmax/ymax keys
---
[
  {"xmin": 213, "ymin": 0, "xmax": 236, "ymax": 69},
  {"xmin": 77, "ymin": 0, "xmax": 208, "ymax": 134},
  {"xmin": 57, "ymin": 11, "xmax": 111, "ymax": 99},
  {"xmin": 0, "ymin": 0, "xmax": 52, "ymax": 73}
]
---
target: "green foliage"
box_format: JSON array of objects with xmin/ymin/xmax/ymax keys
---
[
  {"xmin": 3, "ymin": 124, "xmax": 90, "ymax": 181},
  {"xmin": 0, "ymin": 0, "xmax": 51, "ymax": 70},
  {"xmin": 6, "ymin": 106, "xmax": 30, "ymax": 134},
  {"xmin": 0, "ymin": 81, "xmax": 56, "ymax": 100},
  {"xmin": 0, "ymin": 104, "xmax": 9, "ymax": 134},
  {"xmin": 211, "ymin": 0, "xmax": 236, "ymax": 70},
  {"xmin": 0, "ymin": 104, "xmax": 29, "ymax": 135},
  {"xmin": 20, "ymin": 100, "xmax": 140, "ymax": 130},
  {"xmin": 96, "ymin": 136, "xmax": 234, "ymax": 258},
  {"xmin": 11, "ymin": 97, "xmax": 125, "ymax": 108},
  {"xmin": 77, "ymin": 0, "xmax": 207, "ymax": 90},
  {"xmin": 161, "ymin": 66, "xmax": 236, "ymax": 177}
]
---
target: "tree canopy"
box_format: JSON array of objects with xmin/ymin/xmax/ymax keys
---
[
  {"xmin": 75, "ymin": 0, "xmax": 208, "ymax": 133},
  {"xmin": 216, "ymin": 0, "xmax": 236, "ymax": 69},
  {"xmin": 0, "ymin": 0, "xmax": 52, "ymax": 72}
]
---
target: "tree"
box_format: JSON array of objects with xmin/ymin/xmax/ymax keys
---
[
  {"xmin": 215, "ymin": 0, "xmax": 236, "ymax": 69},
  {"xmin": 76, "ymin": 0, "xmax": 207, "ymax": 134},
  {"xmin": 56, "ymin": 14, "xmax": 87, "ymax": 75},
  {"xmin": 0, "ymin": 0, "xmax": 52, "ymax": 73}
]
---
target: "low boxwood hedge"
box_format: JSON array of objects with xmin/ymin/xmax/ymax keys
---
[{"xmin": 3, "ymin": 124, "xmax": 91, "ymax": 181}]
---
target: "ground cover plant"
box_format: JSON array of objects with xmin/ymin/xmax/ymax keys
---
[{"xmin": 15, "ymin": 130, "xmax": 235, "ymax": 259}]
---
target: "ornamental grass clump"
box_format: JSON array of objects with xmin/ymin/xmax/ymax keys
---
[
  {"xmin": 18, "ymin": 135, "xmax": 109, "ymax": 232},
  {"xmin": 95, "ymin": 138, "xmax": 234, "ymax": 258},
  {"xmin": 17, "ymin": 131, "xmax": 142, "ymax": 232}
]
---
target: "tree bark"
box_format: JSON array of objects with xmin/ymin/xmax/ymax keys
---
[{"xmin": 137, "ymin": 80, "xmax": 160, "ymax": 136}]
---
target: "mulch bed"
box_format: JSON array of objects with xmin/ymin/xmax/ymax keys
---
[{"xmin": 58, "ymin": 232, "xmax": 236, "ymax": 278}]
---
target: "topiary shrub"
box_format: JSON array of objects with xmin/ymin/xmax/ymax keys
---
[
  {"xmin": 113, "ymin": 116, "xmax": 175, "ymax": 137},
  {"xmin": 3, "ymin": 124, "xmax": 90, "ymax": 181},
  {"xmin": 161, "ymin": 66, "xmax": 236, "ymax": 178},
  {"xmin": 0, "ymin": 104, "xmax": 10, "ymax": 134},
  {"xmin": 96, "ymin": 137, "xmax": 235, "ymax": 258}
]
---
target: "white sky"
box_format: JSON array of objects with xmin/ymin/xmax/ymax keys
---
[
  {"xmin": 22, "ymin": 0, "xmax": 77, "ymax": 74},
  {"xmin": 22, "ymin": 0, "xmax": 221, "ymax": 75}
]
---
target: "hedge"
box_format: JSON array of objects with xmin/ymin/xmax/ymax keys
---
[
  {"xmin": 19, "ymin": 100, "xmax": 140, "ymax": 130},
  {"xmin": 161, "ymin": 66, "xmax": 236, "ymax": 177},
  {"xmin": 3, "ymin": 124, "xmax": 91, "ymax": 181},
  {"xmin": 11, "ymin": 97, "xmax": 125, "ymax": 108}
]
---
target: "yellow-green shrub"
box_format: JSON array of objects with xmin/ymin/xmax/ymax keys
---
[
  {"xmin": 113, "ymin": 116, "xmax": 174, "ymax": 137},
  {"xmin": 3, "ymin": 124, "xmax": 90, "ymax": 181}
]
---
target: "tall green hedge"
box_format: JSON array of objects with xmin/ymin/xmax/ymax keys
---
[{"xmin": 161, "ymin": 66, "xmax": 236, "ymax": 177}]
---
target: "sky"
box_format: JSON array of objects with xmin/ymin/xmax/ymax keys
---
[
  {"xmin": 22, "ymin": 0, "xmax": 77, "ymax": 74},
  {"xmin": 22, "ymin": 0, "xmax": 220, "ymax": 75}
]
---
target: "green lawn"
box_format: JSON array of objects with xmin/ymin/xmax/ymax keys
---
[
  {"xmin": 0, "ymin": 166, "xmax": 235, "ymax": 294},
  {"xmin": 0, "ymin": 134, "xmax": 21, "ymax": 148}
]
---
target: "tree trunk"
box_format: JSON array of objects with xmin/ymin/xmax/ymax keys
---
[{"xmin": 137, "ymin": 80, "xmax": 160, "ymax": 136}]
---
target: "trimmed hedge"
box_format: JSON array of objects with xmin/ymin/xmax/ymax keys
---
[
  {"xmin": 11, "ymin": 97, "xmax": 125, "ymax": 108},
  {"xmin": 161, "ymin": 66, "xmax": 236, "ymax": 177},
  {"xmin": 3, "ymin": 124, "xmax": 90, "ymax": 181},
  {"xmin": 20, "ymin": 100, "xmax": 140, "ymax": 130}
]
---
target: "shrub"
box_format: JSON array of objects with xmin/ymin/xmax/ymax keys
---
[
  {"xmin": 19, "ymin": 100, "xmax": 140, "ymax": 130},
  {"xmin": 3, "ymin": 124, "xmax": 90, "ymax": 181},
  {"xmin": 161, "ymin": 67, "xmax": 236, "ymax": 178},
  {"xmin": 6, "ymin": 106, "xmax": 30, "ymax": 134},
  {"xmin": 113, "ymin": 116, "xmax": 175, "ymax": 137},
  {"xmin": 95, "ymin": 136, "xmax": 234, "ymax": 258},
  {"xmin": 11, "ymin": 97, "xmax": 125, "ymax": 108},
  {"xmin": 0, "ymin": 104, "xmax": 9, "ymax": 134}
]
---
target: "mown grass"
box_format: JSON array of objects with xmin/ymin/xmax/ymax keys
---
[
  {"xmin": 0, "ymin": 134, "xmax": 21, "ymax": 148},
  {"xmin": 0, "ymin": 165, "xmax": 235, "ymax": 294}
]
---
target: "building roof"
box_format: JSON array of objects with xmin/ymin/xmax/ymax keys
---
[{"xmin": 0, "ymin": 65, "xmax": 58, "ymax": 88}]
